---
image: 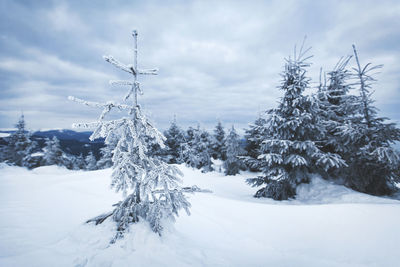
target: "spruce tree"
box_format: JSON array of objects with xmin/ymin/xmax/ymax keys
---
[
  {"xmin": 73, "ymin": 154, "xmax": 86, "ymax": 170},
  {"xmin": 85, "ymin": 151, "xmax": 97, "ymax": 171},
  {"xmin": 163, "ymin": 119, "xmax": 185, "ymax": 164},
  {"xmin": 70, "ymin": 30, "xmax": 190, "ymax": 241},
  {"xmin": 97, "ymin": 145, "xmax": 114, "ymax": 169},
  {"xmin": 6, "ymin": 115, "xmax": 36, "ymax": 168},
  {"xmin": 183, "ymin": 126, "xmax": 213, "ymax": 172},
  {"xmin": 43, "ymin": 136, "xmax": 65, "ymax": 166},
  {"xmin": 247, "ymin": 46, "xmax": 345, "ymax": 200},
  {"xmin": 224, "ymin": 126, "xmax": 243, "ymax": 175},
  {"xmin": 317, "ymin": 56, "xmax": 358, "ymax": 177},
  {"xmin": 337, "ymin": 46, "xmax": 400, "ymax": 195},
  {"xmin": 211, "ymin": 121, "xmax": 226, "ymax": 160},
  {"xmin": 244, "ymin": 115, "xmax": 267, "ymax": 171}
]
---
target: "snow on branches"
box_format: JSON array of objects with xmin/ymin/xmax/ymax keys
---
[{"xmin": 70, "ymin": 30, "xmax": 191, "ymax": 242}]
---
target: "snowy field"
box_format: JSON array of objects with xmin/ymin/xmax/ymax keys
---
[{"xmin": 1, "ymin": 164, "xmax": 400, "ymax": 267}]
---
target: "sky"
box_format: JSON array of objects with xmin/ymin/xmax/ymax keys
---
[{"xmin": 0, "ymin": 0, "xmax": 399, "ymax": 134}]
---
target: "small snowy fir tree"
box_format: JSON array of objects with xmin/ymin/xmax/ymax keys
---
[
  {"xmin": 224, "ymin": 126, "xmax": 243, "ymax": 175},
  {"xmin": 43, "ymin": 136, "xmax": 65, "ymax": 166},
  {"xmin": 73, "ymin": 154, "xmax": 86, "ymax": 170},
  {"xmin": 85, "ymin": 151, "xmax": 97, "ymax": 171},
  {"xmin": 97, "ymin": 143, "xmax": 114, "ymax": 169},
  {"xmin": 211, "ymin": 121, "xmax": 226, "ymax": 160},
  {"xmin": 163, "ymin": 118, "xmax": 185, "ymax": 164},
  {"xmin": 247, "ymin": 44, "xmax": 345, "ymax": 200},
  {"xmin": 243, "ymin": 115, "xmax": 267, "ymax": 171},
  {"xmin": 70, "ymin": 31, "xmax": 190, "ymax": 241},
  {"xmin": 336, "ymin": 45, "xmax": 400, "ymax": 195},
  {"xmin": 6, "ymin": 115, "xmax": 37, "ymax": 168},
  {"xmin": 183, "ymin": 126, "xmax": 213, "ymax": 172}
]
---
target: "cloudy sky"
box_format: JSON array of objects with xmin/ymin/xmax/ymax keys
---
[{"xmin": 1, "ymin": 0, "xmax": 399, "ymax": 133}]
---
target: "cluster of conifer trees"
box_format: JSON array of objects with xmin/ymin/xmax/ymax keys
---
[
  {"xmin": 0, "ymin": 116, "xmax": 98, "ymax": 170},
  {"xmin": 245, "ymin": 45, "xmax": 400, "ymax": 199}
]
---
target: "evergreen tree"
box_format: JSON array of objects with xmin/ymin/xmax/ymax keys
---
[
  {"xmin": 73, "ymin": 154, "xmax": 86, "ymax": 170},
  {"xmin": 6, "ymin": 115, "xmax": 36, "ymax": 168},
  {"xmin": 224, "ymin": 126, "xmax": 243, "ymax": 175},
  {"xmin": 317, "ymin": 56, "xmax": 358, "ymax": 177},
  {"xmin": 247, "ymin": 46, "xmax": 345, "ymax": 200},
  {"xmin": 97, "ymin": 145, "xmax": 113, "ymax": 169},
  {"xmin": 183, "ymin": 126, "xmax": 213, "ymax": 172},
  {"xmin": 70, "ymin": 30, "xmax": 190, "ymax": 241},
  {"xmin": 85, "ymin": 151, "xmax": 97, "ymax": 171},
  {"xmin": 243, "ymin": 115, "xmax": 267, "ymax": 171},
  {"xmin": 336, "ymin": 46, "xmax": 400, "ymax": 195},
  {"xmin": 43, "ymin": 136, "xmax": 65, "ymax": 166},
  {"xmin": 97, "ymin": 135, "xmax": 117, "ymax": 169},
  {"xmin": 211, "ymin": 121, "xmax": 226, "ymax": 160},
  {"xmin": 163, "ymin": 119, "xmax": 185, "ymax": 164}
]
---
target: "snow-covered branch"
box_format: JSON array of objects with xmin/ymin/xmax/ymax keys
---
[{"xmin": 103, "ymin": 55, "xmax": 135, "ymax": 75}]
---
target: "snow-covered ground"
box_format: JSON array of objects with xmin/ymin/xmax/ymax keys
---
[{"xmin": 1, "ymin": 164, "xmax": 400, "ymax": 267}]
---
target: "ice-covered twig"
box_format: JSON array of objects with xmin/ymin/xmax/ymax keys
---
[
  {"xmin": 72, "ymin": 122, "xmax": 100, "ymax": 129},
  {"xmin": 103, "ymin": 55, "xmax": 135, "ymax": 74},
  {"xmin": 109, "ymin": 80, "xmax": 134, "ymax": 86},
  {"xmin": 138, "ymin": 68, "xmax": 158, "ymax": 75}
]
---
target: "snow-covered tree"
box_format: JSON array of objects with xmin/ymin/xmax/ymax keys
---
[
  {"xmin": 97, "ymin": 145, "xmax": 114, "ymax": 169},
  {"xmin": 336, "ymin": 46, "xmax": 400, "ymax": 195},
  {"xmin": 243, "ymin": 115, "xmax": 267, "ymax": 171},
  {"xmin": 247, "ymin": 45, "xmax": 346, "ymax": 200},
  {"xmin": 183, "ymin": 126, "xmax": 213, "ymax": 172},
  {"xmin": 316, "ymin": 56, "xmax": 358, "ymax": 177},
  {"xmin": 224, "ymin": 126, "xmax": 243, "ymax": 175},
  {"xmin": 6, "ymin": 115, "xmax": 37, "ymax": 168},
  {"xmin": 43, "ymin": 136, "xmax": 65, "ymax": 166},
  {"xmin": 73, "ymin": 154, "xmax": 86, "ymax": 170},
  {"xmin": 163, "ymin": 119, "xmax": 185, "ymax": 164},
  {"xmin": 70, "ymin": 30, "xmax": 190, "ymax": 241},
  {"xmin": 211, "ymin": 121, "xmax": 226, "ymax": 160},
  {"xmin": 85, "ymin": 151, "xmax": 97, "ymax": 171}
]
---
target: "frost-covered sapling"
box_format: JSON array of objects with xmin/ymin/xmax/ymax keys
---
[{"xmin": 70, "ymin": 31, "xmax": 191, "ymax": 241}]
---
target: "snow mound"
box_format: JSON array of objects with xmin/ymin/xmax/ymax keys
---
[
  {"xmin": 1, "ymin": 164, "xmax": 400, "ymax": 267},
  {"xmin": 295, "ymin": 175, "xmax": 399, "ymax": 204}
]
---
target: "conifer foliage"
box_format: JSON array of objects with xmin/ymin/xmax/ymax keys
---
[
  {"xmin": 163, "ymin": 119, "xmax": 185, "ymax": 164},
  {"xmin": 70, "ymin": 31, "xmax": 190, "ymax": 241},
  {"xmin": 338, "ymin": 46, "xmax": 400, "ymax": 195},
  {"xmin": 6, "ymin": 115, "xmax": 36, "ymax": 168},
  {"xmin": 247, "ymin": 45, "xmax": 345, "ymax": 200},
  {"xmin": 224, "ymin": 126, "xmax": 243, "ymax": 175},
  {"xmin": 211, "ymin": 121, "xmax": 226, "ymax": 160},
  {"xmin": 244, "ymin": 115, "xmax": 267, "ymax": 171},
  {"xmin": 43, "ymin": 136, "xmax": 65, "ymax": 166}
]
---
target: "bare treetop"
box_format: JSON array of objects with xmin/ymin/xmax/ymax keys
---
[{"xmin": 103, "ymin": 30, "xmax": 158, "ymax": 106}]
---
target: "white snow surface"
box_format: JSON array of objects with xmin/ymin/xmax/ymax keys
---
[{"xmin": 1, "ymin": 163, "xmax": 400, "ymax": 267}]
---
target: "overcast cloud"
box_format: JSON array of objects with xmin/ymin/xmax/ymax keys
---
[{"xmin": 1, "ymin": 0, "xmax": 399, "ymax": 133}]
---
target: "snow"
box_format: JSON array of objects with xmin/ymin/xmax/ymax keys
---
[
  {"xmin": 0, "ymin": 132, "xmax": 10, "ymax": 138},
  {"xmin": 1, "ymin": 163, "xmax": 400, "ymax": 266}
]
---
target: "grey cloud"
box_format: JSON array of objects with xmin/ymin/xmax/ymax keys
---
[{"xmin": 0, "ymin": 0, "xmax": 399, "ymax": 133}]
